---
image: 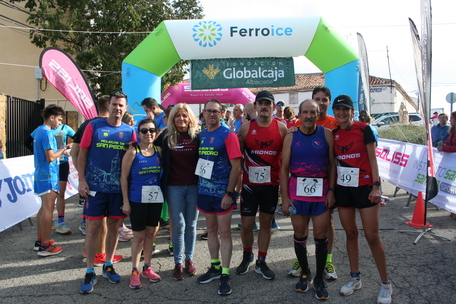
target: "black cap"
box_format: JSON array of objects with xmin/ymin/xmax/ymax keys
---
[
  {"xmin": 332, "ymin": 94, "xmax": 354, "ymax": 109},
  {"xmin": 255, "ymin": 90, "xmax": 274, "ymax": 103}
]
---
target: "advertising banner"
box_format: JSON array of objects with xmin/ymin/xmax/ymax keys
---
[
  {"xmin": 191, "ymin": 57, "xmax": 295, "ymax": 89},
  {"xmin": 0, "ymin": 156, "xmax": 78, "ymax": 232},
  {"xmin": 377, "ymin": 139, "xmax": 456, "ymax": 213},
  {"xmin": 40, "ymin": 47, "xmax": 98, "ymax": 120}
]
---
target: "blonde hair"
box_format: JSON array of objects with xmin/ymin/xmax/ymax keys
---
[{"xmin": 165, "ymin": 103, "xmax": 199, "ymax": 149}]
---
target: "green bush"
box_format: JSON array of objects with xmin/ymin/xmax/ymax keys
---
[{"xmin": 378, "ymin": 125, "xmax": 427, "ymax": 145}]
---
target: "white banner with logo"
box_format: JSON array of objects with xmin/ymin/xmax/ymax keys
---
[
  {"xmin": 0, "ymin": 156, "xmax": 78, "ymax": 232},
  {"xmin": 377, "ymin": 139, "xmax": 456, "ymax": 213}
]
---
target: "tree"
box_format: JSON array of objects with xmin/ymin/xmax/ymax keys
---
[{"xmin": 11, "ymin": 0, "xmax": 204, "ymax": 96}]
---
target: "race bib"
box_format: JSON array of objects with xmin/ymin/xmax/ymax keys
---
[
  {"xmin": 296, "ymin": 177, "xmax": 323, "ymax": 197},
  {"xmin": 141, "ymin": 185, "xmax": 164, "ymax": 203},
  {"xmin": 337, "ymin": 167, "xmax": 359, "ymax": 187},
  {"xmin": 248, "ymin": 166, "xmax": 271, "ymax": 184},
  {"xmin": 195, "ymin": 158, "xmax": 214, "ymax": 179}
]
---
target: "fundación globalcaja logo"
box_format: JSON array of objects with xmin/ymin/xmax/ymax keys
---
[{"xmin": 192, "ymin": 21, "xmax": 223, "ymax": 47}]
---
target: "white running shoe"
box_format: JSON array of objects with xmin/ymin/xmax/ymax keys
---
[
  {"xmin": 118, "ymin": 226, "xmax": 132, "ymax": 242},
  {"xmin": 287, "ymin": 259, "xmax": 301, "ymax": 277},
  {"xmin": 340, "ymin": 277, "xmax": 362, "ymax": 296},
  {"xmin": 377, "ymin": 283, "xmax": 392, "ymax": 304},
  {"xmin": 55, "ymin": 222, "xmax": 72, "ymax": 234}
]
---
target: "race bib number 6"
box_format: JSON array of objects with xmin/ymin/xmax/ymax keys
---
[
  {"xmin": 248, "ymin": 166, "xmax": 271, "ymax": 184},
  {"xmin": 141, "ymin": 185, "xmax": 164, "ymax": 203},
  {"xmin": 296, "ymin": 177, "xmax": 323, "ymax": 197},
  {"xmin": 195, "ymin": 158, "xmax": 214, "ymax": 179},
  {"xmin": 337, "ymin": 167, "xmax": 359, "ymax": 187}
]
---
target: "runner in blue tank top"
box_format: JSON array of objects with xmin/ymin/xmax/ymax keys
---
[
  {"xmin": 281, "ymin": 99, "xmax": 336, "ymax": 300},
  {"xmin": 121, "ymin": 118, "xmax": 163, "ymax": 289}
]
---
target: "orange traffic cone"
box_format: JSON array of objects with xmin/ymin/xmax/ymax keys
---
[{"xmin": 405, "ymin": 191, "xmax": 433, "ymax": 228}]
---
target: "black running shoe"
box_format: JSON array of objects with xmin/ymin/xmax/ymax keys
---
[
  {"xmin": 254, "ymin": 261, "xmax": 275, "ymax": 280},
  {"xmin": 197, "ymin": 266, "xmax": 221, "ymax": 283},
  {"xmin": 218, "ymin": 274, "xmax": 232, "ymax": 295},
  {"xmin": 201, "ymin": 232, "xmax": 208, "ymax": 240},
  {"xmin": 296, "ymin": 274, "xmax": 313, "ymax": 293},
  {"xmin": 236, "ymin": 254, "xmax": 254, "ymax": 274},
  {"xmin": 314, "ymin": 279, "xmax": 329, "ymax": 300}
]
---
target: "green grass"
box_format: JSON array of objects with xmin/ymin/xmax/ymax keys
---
[{"xmin": 378, "ymin": 125, "xmax": 427, "ymax": 145}]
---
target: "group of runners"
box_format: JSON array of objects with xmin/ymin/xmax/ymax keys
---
[{"xmin": 32, "ymin": 87, "xmax": 392, "ymax": 304}]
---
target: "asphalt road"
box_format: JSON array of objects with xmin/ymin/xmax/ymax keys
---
[{"xmin": 0, "ymin": 181, "xmax": 454, "ymax": 304}]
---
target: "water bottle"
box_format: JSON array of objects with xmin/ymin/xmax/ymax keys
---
[{"xmin": 288, "ymin": 206, "xmax": 297, "ymax": 215}]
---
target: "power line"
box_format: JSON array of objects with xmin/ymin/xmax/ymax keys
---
[
  {"xmin": 0, "ymin": 24, "xmax": 153, "ymax": 34},
  {"xmin": 0, "ymin": 62, "xmax": 122, "ymax": 74}
]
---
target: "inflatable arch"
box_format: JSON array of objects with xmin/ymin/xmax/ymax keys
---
[{"xmin": 122, "ymin": 17, "xmax": 359, "ymax": 115}]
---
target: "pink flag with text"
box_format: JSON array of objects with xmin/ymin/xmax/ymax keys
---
[{"xmin": 39, "ymin": 47, "xmax": 97, "ymax": 120}]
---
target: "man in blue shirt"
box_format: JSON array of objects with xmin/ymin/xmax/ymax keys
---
[
  {"xmin": 33, "ymin": 104, "xmax": 72, "ymax": 257},
  {"xmin": 141, "ymin": 97, "xmax": 167, "ymax": 134},
  {"xmin": 431, "ymin": 113, "xmax": 450, "ymax": 147}
]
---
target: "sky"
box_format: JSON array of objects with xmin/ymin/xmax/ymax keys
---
[{"xmin": 197, "ymin": 0, "xmax": 456, "ymax": 114}]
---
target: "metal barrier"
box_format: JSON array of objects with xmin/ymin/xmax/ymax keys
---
[{"xmin": 6, "ymin": 96, "xmax": 45, "ymax": 158}]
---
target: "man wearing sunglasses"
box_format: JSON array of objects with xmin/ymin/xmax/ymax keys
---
[
  {"xmin": 196, "ymin": 99, "xmax": 242, "ymax": 296},
  {"xmin": 78, "ymin": 91, "xmax": 137, "ymax": 294},
  {"xmin": 273, "ymin": 100, "xmax": 285, "ymax": 121}
]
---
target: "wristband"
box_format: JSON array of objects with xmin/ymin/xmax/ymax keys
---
[
  {"xmin": 328, "ymin": 188, "xmax": 335, "ymax": 192},
  {"xmin": 224, "ymin": 191, "xmax": 233, "ymax": 197}
]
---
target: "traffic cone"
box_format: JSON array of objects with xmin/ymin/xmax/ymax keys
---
[{"xmin": 405, "ymin": 191, "xmax": 433, "ymax": 228}]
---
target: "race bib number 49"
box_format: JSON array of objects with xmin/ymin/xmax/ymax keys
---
[{"xmin": 337, "ymin": 167, "xmax": 359, "ymax": 187}]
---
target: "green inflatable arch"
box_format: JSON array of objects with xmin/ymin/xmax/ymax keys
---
[{"xmin": 122, "ymin": 17, "xmax": 359, "ymax": 115}]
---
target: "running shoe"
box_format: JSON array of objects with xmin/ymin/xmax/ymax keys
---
[
  {"xmin": 198, "ymin": 266, "xmax": 222, "ymax": 283},
  {"xmin": 377, "ymin": 283, "xmax": 393, "ymax": 304},
  {"xmin": 324, "ymin": 262, "xmax": 337, "ymax": 280},
  {"xmin": 80, "ymin": 272, "xmax": 97, "ymax": 294},
  {"xmin": 237, "ymin": 222, "xmax": 259, "ymax": 231},
  {"xmin": 218, "ymin": 274, "xmax": 232, "ymax": 295},
  {"xmin": 168, "ymin": 243, "xmax": 174, "ymax": 256},
  {"xmin": 78, "ymin": 197, "xmax": 86, "ymax": 207},
  {"xmin": 287, "ymin": 259, "xmax": 301, "ymax": 277},
  {"xmin": 129, "ymin": 270, "xmax": 142, "ymax": 289},
  {"xmin": 142, "ymin": 266, "xmax": 161, "ymax": 282},
  {"xmin": 295, "ymin": 274, "xmax": 313, "ymax": 293},
  {"xmin": 236, "ymin": 253, "xmax": 254, "ymax": 274},
  {"xmin": 122, "ymin": 224, "xmax": 134, "ymax": 236},
  {"xmin": 277, "ymin": 204, "xmax": 283, "ymax": 215},
  {"xmin": 37, "ymin": 245, "xmax": 63, "ymax": 257},
  {"xmin": 340, "ymin": 277, "xmax": 362, "ymax": 296},
  {"xmin": 314, "ymin": 279, "xmax": 329, "ymax": 300},
  {"xmin": 254, "ymin": 261, "xmax": 275, "ymax": 280},
  {"xmin": 79, "ymin": 221, "xmax": 86, "ymax": 236},
  {"xmin": 102, "ymin": 264, "xmax": 121, "ymax": 283},
  {"xmin": 94, "ymin": 252, "xmax": 123, "ymax": 266},
  {"xmin": 271, "ymin": 221, "xmax": 280, "ymax": 232},
  {"xmin": 159, "ymin": 219, "xmax": 170, "ymax": 229},
  {"xmin": 152, "ymin": 244, "xmax": 160, "ymax": 255},
  {"xmin": 33, "ymin": 239, "xmax": 54, "ymax": 251},
  {"xmin": 185, "ymin": 260, "xmax": 197, "ymax": 276},
  {"xmin": 55, "ymin": 222, "xmax": 72, "ymax": 234},
  {"xmin": 118, "ymin": 226, "xmax": 132, "ymax": 242},
  {"xmin": 173, "ymin": 263, "xmax": 184, "ymax": 281},
  {"xmin": 51, "ymin": 220, "xmax": 58, "ymax": 230},
  {"xmin": 200, "ymin": 232, "xmax": 208, "ymax": 240}
]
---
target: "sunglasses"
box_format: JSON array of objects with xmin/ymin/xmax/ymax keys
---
[
  {"xmin": 140, "ymin": 128, "xmax": 156, "ymax": 134},
  {"xmin": 205, "ymin": 109, "xmax": 221, "ymax": 115},
  {"xmin": 276, "ymin": 104, "xmax": 284, "ymax": 106}
]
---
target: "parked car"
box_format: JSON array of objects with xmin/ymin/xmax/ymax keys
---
[{"xmin": 371, "ymin": 113, "xmax": 423, "ymax": 130}]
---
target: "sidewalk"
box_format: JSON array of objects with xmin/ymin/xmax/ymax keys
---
[{"xmin": 0, "ymin": 181, "xmax": 454, "ymax": 303}]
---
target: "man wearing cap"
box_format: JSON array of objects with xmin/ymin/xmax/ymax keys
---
[
  {"xmin": 289, "ymin": 86, "xmax": 339, "ymax": 281},
  {"xmin": 235, "ymin": 90, "xmax": 287, "ymax": 280},
  {"xmin": 273, "ymin": 100, "xmax": 285, "ymax": 121}
]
